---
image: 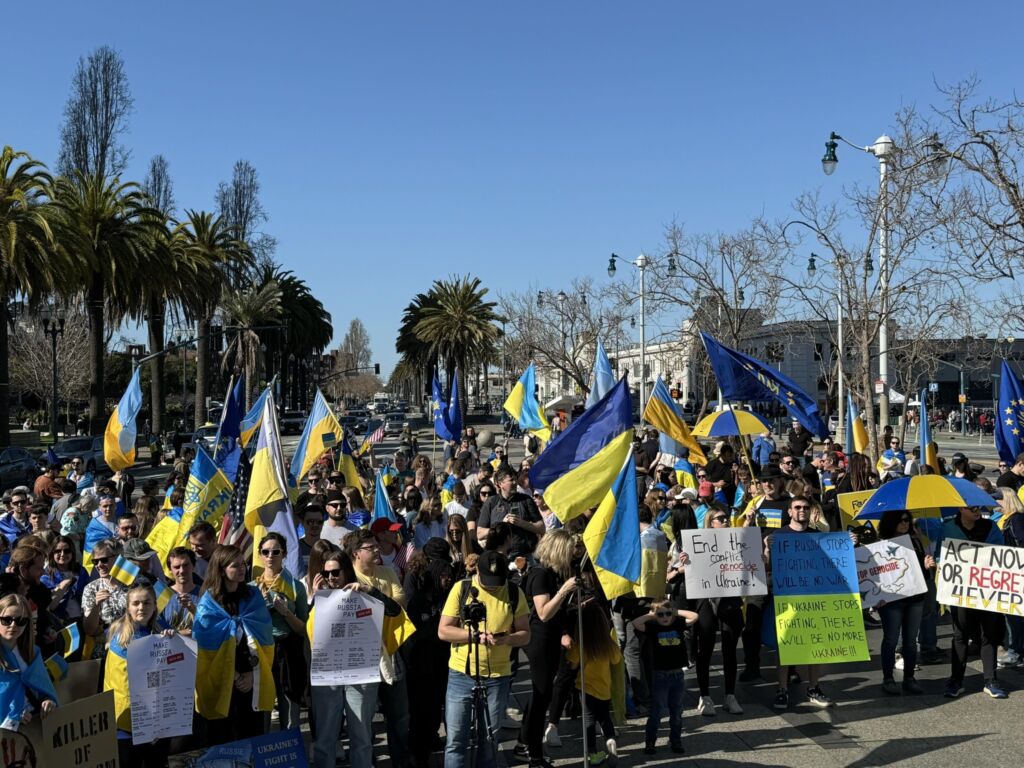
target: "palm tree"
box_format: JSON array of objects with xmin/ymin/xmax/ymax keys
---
[
  {"xmin": 220, "ymin": 281, "xmax": 283, "ymax": 409},
  {"xmin": 176, "ymin": 211, "xmax": 251, "ymax": 429},
  {"xmin": 0, "ymin": 147, "xmax": 62, "ymax": 443},
  {"xmin": 51, "ymin": 173, "xmax": 160, "ymax": 434},
  {"xmin": 395, "ymin": 290, "xmax": 441, "ymax": 403}
]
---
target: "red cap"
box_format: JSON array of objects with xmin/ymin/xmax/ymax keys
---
[
  {"xmin": 698, "ymin": 481, "xmax": 714, "ymax": 497},
  {"xmin": 370, "ymin": 518, "xmax": 403, "ymax": 535}
]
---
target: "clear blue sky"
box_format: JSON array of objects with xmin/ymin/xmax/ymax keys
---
[{"xmin": 8, "ymin": 2, "xmax": 1023, "ymax": 375}]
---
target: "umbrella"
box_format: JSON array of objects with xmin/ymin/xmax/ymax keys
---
[
  {"xmin": 855, "ymin": 475, "xmax": 998, "ymax": 520},
  {"xmin": 691, "ymin": 409, "xmax": 772, "ymax": 438}
]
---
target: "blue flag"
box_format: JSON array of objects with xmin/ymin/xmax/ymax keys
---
[
  {"xmin": 447, "ymin": 371, "xmax": 463, "ymax": 441},
  {"xmin": 585, "ymin": 339, "xmax": 616, "ymax": 409},
  {"xmin": 373, "ymin": 470, "xmax": 397, "ymax": 523},
  {"xmin": 700, "ymin": 331, "xmax": 829, "ymax": 437},
  {"xmin": 996, "ymin": 360, "xmax": 1024, "ymax": 464},
  {"xmin": 432, "ymin": 370, "xmax": 457, "ymax": 441},
  {"xmin": 46, "ymin": 446, "xmax": 59, "ymax": 466}
]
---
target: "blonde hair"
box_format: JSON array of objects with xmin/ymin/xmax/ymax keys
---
[
  {"xmin": 534, "ymin": 529, "xmax": 576, "ymax": 579},
  {"xmin": 0, "ymin": 594, "xmax": 34, "ymax": 667},
  {"xmin": 1000, "ymin": 491, "xmax": 1024, "ymax": 524},
  {"xmin": 808, "ymin": 501, "xmax": 830, "ymax": 532},
  {"xmin": 109, "ymin": 585, "xmax": 161, "ymax": 650}
]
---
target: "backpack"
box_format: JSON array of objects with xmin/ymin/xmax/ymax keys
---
[
  {"xmin": 456, "ymin": 577, "xmax": 519, "ymax": 619},
  {"xmin": 527, "ymin": 434, "xmax": 540, "ymax": 454}
]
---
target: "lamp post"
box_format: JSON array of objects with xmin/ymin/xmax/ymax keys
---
[
  {"xmin": 607, "ymin": 251, "xmax": 677, "ymax": 423},
  {"xmin": 808, "ymin": 252, "xmax": 846, "ymax": 445},
  {"xmin": 175, "ymin": 330, "xmax": 190, "ymax": 432},
  {"xmin": 822, "ymin": 130, "xmax": 944, "ymax": 432},
  {"xmin": 538, "ymin": 290, "xmax": 573, "ymax": 397},
  {"xmin": 40, "ymin": 303, "xmax": 65, "ymax": 446}
]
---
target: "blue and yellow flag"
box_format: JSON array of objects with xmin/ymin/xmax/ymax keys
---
[
  {"xmin": 643, "ymin": 377, "xmax": 707, "ymax": 465},
  {"xmin": 240, "ymin": 385, "xmax": 271, "ymax": 449},
  {"xmin": 290, "ymin": 390, "xmax": 343, "ymax": 484},
  {"xmin": 674, "ymin": 457, "xmax": 697, "ymax": 490},
  {"xmin": 338, "ymin": 434, "xmax": 363, "ymax": 489},
  {"xmin": 846, "ymin": 393, "xmax": 870, "ymax": 454},
  {"xmin": 60, "ymin": 623, "xmax": 81, "ymax": 658},
  {"xmin": 244, "ymin": 391, "xmax": 300, "ymax": 575},
  {"xmin": 529, "ymin": 377, "xmax": 634, "ymax": 522},
  {"xmin": 504, "ymin": 364, "xmax": 551, "ymax": 443},
  {"xmin": 585, "ymin": 339, "xmax": 616, "ymax": 410},
  {"xmin": 583, "ymin": 453, "xmax": 641, "ymax": 599},
  {"xmin": 0, "ymin": 646, "xmax": 58, "ymax": 725},
  {"xmin": 104, "ymin": 367, "xmax": 143, "ymax": 471},
  {"xmin": 919, "ymin": 389, "xmax": 940, "ymax": 473},
  {"xmin": 194, "ymin": 589, "xmax": 275, "ymax": 719},
  {"xmin": 104, "ymin": 631, "xmax": 138, "ymax": 731},
  {"xmin": 373, "ymin": 469, "xmax": 397, "ymax": 523},
  {"xmin": 996, "ymin": 360, "xmax": 1024, "ymax": 464},
  {"xmin": 109, "ymin": 555, "xmax": 140, "ymax": 587},
  {"xmin": 152, "ymin": 578, "xmax": 173, "ymax": 613},
  {"xmin": 701, "ymin": 331, "xmax": 829, "ymax": 437},
  {"xmin": 176, "ymin": 446, "xmax": 234, "ymax": 545},
  {"xmin": 44, "ymin": 653, "xmax": 68, "ymax": 683}
]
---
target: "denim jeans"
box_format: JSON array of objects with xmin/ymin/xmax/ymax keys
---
[
  {"xmin": 878, "ymin": 599, "xmax": 923, "ymax": 678},
  {"xmin": 645, "ymin": 669, "xmax": 685, "ymax": 745},
  {"xmin": 1006, "ymin": 615, "xmax": 1024, "ymax": 654},
  {"xmin": 379, "ymin": 678, "xmax": 411, "ymax": 765},
  {"xmin": 311, "ymin": 682, "xmax": 378, "ymax": 768},
  {"xmin": 444, "ymin": 671, "xmax": 511, "ymax": 768}
]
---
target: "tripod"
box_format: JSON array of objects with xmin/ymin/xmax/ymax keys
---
[{"xmin": 465, "ymin": 622, "xmax": 499, "ymax": 768}]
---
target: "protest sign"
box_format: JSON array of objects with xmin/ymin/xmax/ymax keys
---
[
  {"xmin": 127, "ymin": 633, "xmax": 197, "ymax": 745},
  {"xmin": 937, "ymin": 539, "xmax": 1024, "ymax": 615},
  {"xmin": 771, "ymin": 531, "xmax": 869, "ymax": 665},
  {"xmin": 677, "ymin": 527, "xmax": 767, "ymax": 598},
  {"xmin": 855, "ymin": 535, "xmax": 927, "ymax": 609},
  {"xmin": 41, "ymin": 690, "xmax": 118, "ymax": 768},
  {"xmin": 0, "ymin": 728, "xmax": 38, "ymax": 768},
  {"xmin": 837, "ymin": 490, "xmax": 874, "ymax": 529},
  {"xmin": 54, "ymin": 658, "xmax": 101, "ymax": 705},
  {"xmin": 169, "ymin": 728, "xmax": 308, "ymax": 767},
  {"xmin": 311, "ymin": 588, "xmax": 384, "ymax": 686}
]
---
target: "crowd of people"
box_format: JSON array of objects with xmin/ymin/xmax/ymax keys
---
[{"xmin": 0, "ymin": 418, "xmax": 1021, "ymax": 768}]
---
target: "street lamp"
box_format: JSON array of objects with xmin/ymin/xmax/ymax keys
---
[
  {"xmin": 538, "ymin": 290, "xmax": 574, "ymax": 395},
  {"xmin": 607, "ymin": 252, "xmax": 677, "ymax": 422},
  {"xmin": 40, "ymin": 303, "xmax": 65, "ymax": 445},
  {"xmin": 175, "ymin": 330, "xmax": 190, "ymax": 432},
  {"xmin": 808, "ymin": 252, "xmax": 846, "ymax": 445},
  {"xmin": 821, "ymin": 129, "xmax": 945, "ymax": 431}
]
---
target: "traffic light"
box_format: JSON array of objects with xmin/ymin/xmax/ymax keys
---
[{"xmin": 374, "ymin": 363, "xmax": 380, "ymax": 375}]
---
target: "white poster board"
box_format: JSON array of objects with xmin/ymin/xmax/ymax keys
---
[
  {"xmin": 677, "ymin": 527, "xmax": 768, "ymax": 599},
  {"xmin": 854, "ymin": 534, "xmax": 927, "ymax": 609},
  {"xmin": 127, "ymin": 634, "xmax": 197, "ymax": 745},
  {"xmin": 311, "ymin": 588, "xmax": 384, "ymax": 686},
  {"xmin": 937, "ymin": 539, "xmax": 1024, "ymax": 615}
]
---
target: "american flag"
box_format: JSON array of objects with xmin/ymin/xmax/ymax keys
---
[
  {"xmin": 219, "ymin": 448, "xmax": 253, "ymax": 559},
  {"xmin": 358, "ymin": 419, "xmax": 385, "ymax": 455}
]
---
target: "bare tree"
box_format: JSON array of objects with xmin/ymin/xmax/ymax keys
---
[
  {"xmin": 338, "ymin": 319, "xmax": 372, "ymax": 371},
  {"xmin": 57, "ymin": 46, "xmax": 133, "ymax": 180},
  {"xmin": 215, "ymin": 160, "xmax": 276, "ymax": 271},
  {"xmin": 10, "ymin": 307, "xmax": 91, "ymax": 421}
]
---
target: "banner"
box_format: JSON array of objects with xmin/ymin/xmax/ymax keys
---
[
  {"xmin": 128, "ymin": 634, "xmax": 197, "ymax": 745},
  {"xmin": 311, "ymin": 589, "xmax": 384, "ymax": 686},
  {"xmin": 936, "ymin": 539, "xmax": 1024, "ymax": 615},
  {"xmin": 771, "ymin": 531, "xmax": 869, "ymax": 665},
  {"xmin": 837, "ymin": 490, "xmax": 874, "ymax": 529},
  {"xmin": 855, "ymin": 535, "xmax": 927, "ymax": 609},
  {"xmin": 170, "ymin": 728, "xmax": 307, "ymax": 767},
  {"xmin": 677, "ymin": 527, "xmax": 768, "ymax": 599},
  {"xmin": 42, "ymin": 690, "xmax": 118, "ymax": 767}
]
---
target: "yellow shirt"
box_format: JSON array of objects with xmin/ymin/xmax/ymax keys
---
[
  {"xmin": 357, "ymin": 565, "xmax": 405, "ymax": 604},
  {"xmin": 441, "ymin": 579, "xmax": 528, "ymax": 678},
  {"xmin": 568, "ymin": 641, "xmax": 622, "ymax": 701}
]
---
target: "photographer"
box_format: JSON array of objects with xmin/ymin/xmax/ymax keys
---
[{"xmin": 438, "ymin": 550, "xmax": 530, "ymax": 768}]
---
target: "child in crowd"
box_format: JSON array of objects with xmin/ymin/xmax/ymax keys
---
[{"xmin": 567, "ymin": 602, "xmax": 623, "ymax": 766}]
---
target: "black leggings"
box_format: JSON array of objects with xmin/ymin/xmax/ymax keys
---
[
  {"xmin": 547, "ymin": 652, "xmax": 579, "ymax": 726},
  {"xmin": 521, "ymin": 634, "xmax": 561, "ymax": 759},
  {"xmin": 951, "ymin": 606, "xmax": 1005, "ymax": 685},
  {"xmin": 584, "ymin": 694, "xmax": 615, "ymax": 753},
  {"xmin": 695, "ymin": 602, "xmax": 743, "ymax": 696},
  {"xmin": 741, "ymin": 599, "xmax": 764, "ymax": 672}
]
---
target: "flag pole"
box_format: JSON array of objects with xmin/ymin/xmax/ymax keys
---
[
  {"xmin": 728, "ymin": 401, "xmax": 759, "ymax": 482},
  {"xmin": 575, "ymin": 554, "xmax": 591, "ymax": 768}
]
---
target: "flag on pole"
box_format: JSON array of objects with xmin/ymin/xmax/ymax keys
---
[
  {"xmin": 104, "ymin": 367, "xmax": 143, "ymax": 471},
  {"xmin": 504, "ymin": 364, "xmax": 551, "ymax": 443},
  {"xmin": 583, "ymin": 452, "xmax": 641, "ymax": 599},
  {"xmin": 919, "ymin": 389, "xmax": 940, "ymax": 473},
  {"xmin": 373, "ymin": 469, "xmax": 397, "ymax": 522},
  {"xmin": 338, "ymin": 435, "xmax": 363, "ymax": 488},
  {"xmin": 59, "ymin": 623, "xmax": 81, "ymax": 658},
  {"xmin": 240, "ymin": 385, "xmax": 271, "ymax": 449},
  {"xmin": 219, "ymin": 447, "xmax": 253, "ymax": 558},
  {"xmin": 447, "ymin": 371, "xmax": 463, "ymax": 440},
  {"xmin": 290, "ymin": 390, "xmax": 343, "ymax": 483},
  {"xmin": 585, "ymin": 339, "xmax": 616, "ymax": 409},
  {"xmin": 432, "ymin": 370, "xmax": 459, "ymax": 441},
  {"xmin": 357, "ymin": 419, "xmax": 386, "ymax": 456},
  {"xmin": 176, "ymin": 446, "xmax": 235, "ymax": 546},
  {"xmin": 643, "ymin": 377, "xmax": 707, "ymax": 465},
  {"xmin": 846, "ymin": 393, "xmax": 870, "ymax": 454},
  {"xmin": 996, "ymin": 360, "xmax": 1024, "ymax": 464},
  {"xmin": 108, "ymin": 555, "xmax": 140, "ymax": 587}
]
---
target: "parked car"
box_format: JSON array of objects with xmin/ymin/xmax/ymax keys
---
[
  {"xmin": 384, "ymin": 414, "xmax": 405, "ymax": 436},
  {"xmin": 281, "ymin": 410, "xmax": 307, "ymax": 435},
  {"xmin": 184, "ymin": 425, "xmax": 220, "ymax": 456},
  {"xmin": 828, "ymin": 414, "xmax": 840, "ymax": 435},
  {"xmin": 53, "ymin": 436, "xmax": 108, "ymax": 473},
  {"xmin": 0, "ymin": 447, "xmax": 38, "ymax": 488}
]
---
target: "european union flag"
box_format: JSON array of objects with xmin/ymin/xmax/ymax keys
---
[
  {"xmin": 447, "ymin": 371, "xmax": 463, "ymax": 441},
  {"xmin": 432, "ymin": 370, "xmax": 457, "ymax": 441},
  {"xmin": 996, "ymin": 360, "xmax": 1024, "ymax": 464},
  {"xmin": 700, "ymin": 331, "xmax": 829, "ymax": 437}
]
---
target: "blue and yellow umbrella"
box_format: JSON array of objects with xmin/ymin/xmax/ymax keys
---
[
  {"xmin": 855, "ymin": 475, "xmax": 997, "ymax": 520},
  {"xmin": 691, "ymin": 408, "xmax": 772, "ymax": 438}
]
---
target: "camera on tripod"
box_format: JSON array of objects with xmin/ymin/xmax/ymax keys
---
[{"xmin": 462, "ymin": 587, "xmax": 487, "ymax": 627}]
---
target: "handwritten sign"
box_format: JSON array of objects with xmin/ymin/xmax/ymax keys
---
[
  {"xmin": 855, "ymin": 535, "xmax": 927, "ymax": 609},
  {"xmin": 837, "ymin": 490, "xmax": 875, "ymax": 529},
  {"xmin": 127, "ymin": 634, "xmax": 197, "ymax": 745},
  {"xmin": 937, "ymin": 539, "xmax": 1024, "ymax": 615},
  {"xmin": 677, "ymin": 527, "xmax": 767, "ymax": 598},
  {"xmin": 311, "ymin": 589, "xmax": 384, "ymax": 686},
  {"xmin": 42, "ymin": 690, "xmax": 118, "ymax": 768},
  {"xmin": 771, "ymin": 531, "xmax": 868, "ymax": 665}
]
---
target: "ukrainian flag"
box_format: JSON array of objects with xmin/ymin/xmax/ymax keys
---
[
  {"xmin": 373, "ymin": 470, "xmax": 397, "ymax": 523},
  {"xmin": 643, "ymin": 378, "xmax": 707, "ymax": 465},
  {"xmin": 240, "ymin": 385, "xmax": 271, "ymax": 449},
  {"xmin": 104, "ymin": 630, "xmax": 141, "ymax": 731},
  {"xmin": 846, "ymin": 393, "xmax": 870, "ymax": 454},
  {"xmin": 290, "ymin": 390, "xmax": 343, "ymax": 484},
  {"xmin": 104, "ymin": 367, "xmax": 143, "ymax": 471},
  {"xmin": 528, "ymin": 377, "xmax": 633, "ymax": 522},
  {"xmin": 176, "ymin": 445, "xmax": 234, "ymax": 545},
  {"xmin": 0, "ymin": 646, "xmax": 58, "ymax": 725},
  {"xmin": 583, "ymin": 453, "xmax": 641, "ymax": 599},
  {"xmin": 674, "ymin": 457, "xmax": 697, "ymax": 490},
  {"xmin": 585, "ymin": 339, "xmax": 616, "ymax": 410},
  {"xmin": 504, "ymin": 364, "xmax": 551, "ymax": 443},
  {"xmin": 152, "ymin": 579, "xmax": 173, "ymax": 613},
  {"xmin": 244, "ymin": 391, "xmax": 300, "ymax": 575},
  {"xmin": 60, "ymin": 623, "xmax": 81, "ymax": 658},
  {"xmin": 194, "ymin": 589, "xmax": 275, "ymax": 719},
  {"xmin": 109, "ymin": 555, "xmax": 140, "ymax": 587},
  {"xmin": 338, "ymin": 434, "xmax": 363, "ymax": 489},
  {"xmin": 919, "ymin": 389, "xmax": 940, "ymax": 473},
  {"xmin": 44, "ymin": 653, "xmax": 68, "ymax": 683}
]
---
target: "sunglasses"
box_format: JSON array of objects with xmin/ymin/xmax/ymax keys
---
[
  {"xmin": 791, "ymin": 506, "xmax": 810, "ymax": 511},
  {"xmin": 0, "ymin": 616, "xmax": 28, "ymax": 628},
  {"xmin": 119, "ymin": 525, "xmax": 138, "ymax": 532},
  {"xmin": 93, "ymin": 556, "xmax": 111, "ymax": 565},
  {"xmin": 711, "ymin": 516, "xmax": 728, "ymax": 523},
  {"xmin": 479, "ymin": 491, "xmax": 493, "ymax": 497},
  {"xmin": 899, "ymin": 516, "xmax": 913, "ymax": 523},
  {"xmin": 655, "ymin": 611, "xmax": 674, "ymax": 618},
  {"xmin": 261, "ymin": 549, "xmax": 282, "ymax": 557},
  {"xmin": 359, "ymin": 545, "xmax": 380, "ymax": 552},
  {"xmin": 53, "ymin": 548, "xmax": 73, "ymax": 555},
  {"xmin": 890, "ymin": 442, "xmax": 899, "ymax": 445},
  {"xmin": 10, "ymin": 500, "xmax": 26, "ymax": 506},
  {"xmin": 323, "ymin": 568, "xmax": 343, "ymax": 578}
]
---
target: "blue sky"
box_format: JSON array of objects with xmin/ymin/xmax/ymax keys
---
[{"xmin": 8, "ymin": 2, "xmax": 1023, "ymax": 375}]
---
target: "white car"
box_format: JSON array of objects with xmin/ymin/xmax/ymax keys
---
[{"xmin": 828, "ymin": 414, "xmax": 840, "ymax": 434}]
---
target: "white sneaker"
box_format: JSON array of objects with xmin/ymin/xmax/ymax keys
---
[
  {"xmin": 998, "ymin": 650, "xmax": 1021, "ymax": 668},
  {"xmin": 724, "ymin": 694, "xmax": 744, "ymax": 715},
  {"xmin": 606, "ymin": 738, "xmax": 618, "ymax": 758},
  {"xmin": 894, "ymin": 655, "xmax": 904, "ymax": 671},
  {"xmin": 545, "ymin": 723, "xmax": 562, "ymax": 747},
  {"xmin": 697, "ymin": 695, "xmax": 716, "ymax": 716}
]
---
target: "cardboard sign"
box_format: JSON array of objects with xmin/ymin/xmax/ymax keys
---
[
  {"xmin": 169, "ymin": 728, "xmax": 308, "ymax": 767},
  {"xmin": 937, "ymin": 539, "xmax": 1024, "ymax": 615},
  {"xmin": 771, "ymin": 531, "xmax": 869, "ymax": 665},
  {"xmin": 837, "ymin": 490, "xmax": 875, "ymax": 529},
  {"xmin": 41, "ymin": 690, "xmax": 118, "ymax": 768},
  {"xmin": 855, "ymin": 535, "xmax": 927, "ymax": 609},
  {"xmin": 677, "ymin": 527, "xmax": 768, "ymax": 598}
]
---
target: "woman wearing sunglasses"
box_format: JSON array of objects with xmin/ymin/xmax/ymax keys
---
[
  {"xmin": 81, "ymin": 539, "xmax": 128, "ymax": 659},
  {"xmin": 0, "ymin": 593, "xmax": 57, "ymax": 732},
  {"xmin": 466, "ymin": 481, "xmax": 496, "ymax": 538},
  {"xmin": 252, "ymin": 532, "xmax": 308, "ymax": 733},
  {"xmin": 309, "ymin": 550, "xmax": 402, "ymax": 768},
  {"xmin": 42, "ymin": 535, "xmax": 89, "ymax": 626}
]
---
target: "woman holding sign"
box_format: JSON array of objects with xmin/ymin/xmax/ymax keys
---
[
  {"xmin": 104, "ymin": 584, "xmax": 176, "ymax": 767},
  {"xmin": 0, "ymin": 593, "xmax": 57, "ymax": 732}
]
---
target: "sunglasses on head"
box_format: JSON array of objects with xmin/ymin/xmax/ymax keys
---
[
  {"xmin": 0, "ymin": 616, "xmax": 28, "ymax": 628},
  {"xmin": 261, "ymin": 548, "xmax": 282, "ymax": 557}
]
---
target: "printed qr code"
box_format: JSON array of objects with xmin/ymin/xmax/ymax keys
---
[
  {"xmin": 331, "ymin": 624, "xmax": 346, "ymax": 639},
  {"xmin": 146, "ymin": 671, "xmax": 160, "ymax": 689}
]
